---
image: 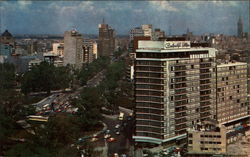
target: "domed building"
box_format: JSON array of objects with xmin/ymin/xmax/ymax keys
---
[{"xmin": 0, "ymin": 30, "xmax": 15, "ymax": 47}]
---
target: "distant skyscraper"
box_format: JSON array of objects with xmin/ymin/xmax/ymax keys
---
[
  {"xmin": 63, "ymin": 30, "xmax": 83, "ymax": 69},
  {"xmin": 98, "ymin": 20, "xmax": 115, "ymax": 57},
  {"xmin": 237, "ymin": 16, "xmax": 243, "ymax": 37}
]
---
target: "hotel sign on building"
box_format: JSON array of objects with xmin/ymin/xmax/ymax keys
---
[{"xmin": 164, "ymin": 41, "xmax": 191, "ymax": 49}]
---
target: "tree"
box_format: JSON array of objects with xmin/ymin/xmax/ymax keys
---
[
  {"xmin": 21, "ymin": 62, "xmax": 72, "ymax": 95},
  {"xmin": 71, "ymin": 87, "xmax": 103, "ymax": 130}
]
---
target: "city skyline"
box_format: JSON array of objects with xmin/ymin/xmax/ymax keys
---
[{"xmin": 0, "ymin": 1, "xmax": 249, "ymax": 35}]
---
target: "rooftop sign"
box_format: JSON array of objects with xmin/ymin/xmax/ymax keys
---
[{"xmin": 164, "ymin": 41, "xmax": 191, "ymax": 49}]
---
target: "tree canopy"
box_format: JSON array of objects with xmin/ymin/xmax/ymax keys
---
[{"xmin": 21, "ymin": 62, "xmax": 72, "ymax": 95}]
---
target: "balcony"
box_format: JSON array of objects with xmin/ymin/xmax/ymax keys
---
[
  {"xmin": 175, "ymin": 118, "xmax": 187, "ymax": 125},
  {"xmin": 175, "ymin": 113, "xmax": 187, "ymax": 119},
  {"xmin": 175, "ymin": 124, "xmax": 187, "ymax": 131}
]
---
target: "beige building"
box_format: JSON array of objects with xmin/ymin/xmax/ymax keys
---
[
  {"xmin": 133, "ymin": 40, "xmax": 217, "ymax": 145},
  {"xmin": 216, "ymin": 62, "xmax": 248, "ymax": 124},
  {"xmin": 187, "ymin": 121, "xmax": 227, "ymax": 156},
  {"xmin": 52, "ymin": 43, "xmax": 64, "ymax": 57},
  {"xmin": 28, "ymin": 58, "xmax": 42, "ymax": 71},
  {"xmin": 63, "ymin": 30, "xmax": 83, "ymax": 69}
]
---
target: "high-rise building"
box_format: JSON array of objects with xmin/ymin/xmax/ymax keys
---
[
  {"xmin": 63, "ymin": 30, "xmax": 83, "ymax": 69},
  {"xmin": 237, "ymin": 16, "xmax": 243, "ymax": 38},
  {"xmin": 82, "ymin": 39, "xmax": 98, "ymax": 64},
  {"xmin": 98, "ymin": 20, "xmax": 115, "ymax": 57},
  {"xmin": 133, "ymin": 40, "xmax": 217, "ymax": 145},
  {"xmin": 216, "ymin": 61, "xmax": 248, "ymax": 124}
]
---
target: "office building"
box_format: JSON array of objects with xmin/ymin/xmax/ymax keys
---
[
  {"xmin": 216, "ymin": 61, "xmax": 248, "ymax": 124},
  {"xmin": 133, "ymin": 40, "xmax": 217, "ymax": 145},
  {"xmin": 82, "ymin": 39, "xmax": 98, "ymax": 64},
  {"xmin": 187, "ymin": 120, "xmax": 227, "ymax": 156},
  {"xmin": 98, "ymin": 20, "xmax": 115, "ymax": 57},
  {"xmin": 237, "ymin": 16, "xmax": 243, "ymax": 38},
  {"xmin": 63, "ymin": 30, "xmax": 83, "ymax": 69}
]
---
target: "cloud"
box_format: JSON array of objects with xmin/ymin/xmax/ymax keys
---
[
  {"xmin": 149, "ymin": 1, "xmax": 178, "ymax": 12},
  {"xmin": 17, "ymin": 1, "xmax": 32, "ymax": 9}
]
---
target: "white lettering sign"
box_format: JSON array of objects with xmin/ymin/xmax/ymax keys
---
[{"xmin": 164, "ymin": 41, "xmax": 191, "ymax": 49}]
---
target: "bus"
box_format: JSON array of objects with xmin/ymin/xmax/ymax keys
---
[
  {"xmin": 27, "ymin": 115, "xmax": 49, "ymax": 122},
  {"xmin": 118, "ymin": 112, "xmax": 124, "ymax": 121}
]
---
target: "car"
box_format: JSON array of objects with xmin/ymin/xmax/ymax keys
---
[
  {"xmin": 104, "ymin": 134, "xmax": 111, "ymax": 139},
  {"xmin": 120, "ymin": 154, "xmax": 127, "ymax": 157},
  {"xmin": 91, "ymin": 137, "xmax": 98, "ymax": 142},
  {"xmin": 115, "ymin": 131, "xmax": 120, "ymax": 135},
  {"xmin": 114, "ymin": 153, "xmax": 119, "ymax": 157},
  {"xmin": 93, "ymin": 134, "xmax": 98, "ymax": 138},
  {"xmin": 115, "ymin": 124, "xmax": 120, "ymax": 129},
  {"xmin": 107, "ymin": 137, "xmax": 116, "ymax": 142}
]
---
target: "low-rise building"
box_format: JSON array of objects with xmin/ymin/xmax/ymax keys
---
[{"xmin": 187, "ymin": 121, "xmax": 227, "ymax": 156}]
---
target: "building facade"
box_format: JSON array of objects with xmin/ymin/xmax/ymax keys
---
[
  {"xmin": 82, "ymin": 39, "xmax": 98, "ymax": 64},
  {"xmin": 0, "ymin": 30, "xmax": 15, "ymax": 47},
  {"xmin": 98, "ymin": 22, "xmax": 115, "ymax": 57},
  {"xmin": 187, "ymin": 121, "xmax": 227, "ymax": 156},
  {"xmin": 216, "ymin": 62, "xmax": 248, "ymax": 124},
  {"xmin": 63, "ymin": 30, "xmax": 83, "ymax": 69},
  {"xmin": 130, "ymin": 27, "xmax": 145, "ymax": 41},
  {"xmin": 133, "ymin": 40, "xmax": 217, "ymax": 145}
]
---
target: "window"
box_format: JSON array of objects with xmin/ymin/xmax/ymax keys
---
[
  {"xmin": 189, "ymin": 140, "xmax": 193, "ymax": 144},
  {"xmin": 191, "ymin": 65, "xmax": 194, "ymax": 69},
  {"xmin": 237, "ymin": 99, "xmax": 240, "ymax": 103},
  {"xmin": 188, "ymin": 134, "xmax": 193, "ymax": 138}
]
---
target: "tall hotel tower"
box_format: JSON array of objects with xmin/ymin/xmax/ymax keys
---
[{"xmin": 133, "ymin": 40, "xmax": 217, "ymax": 145}]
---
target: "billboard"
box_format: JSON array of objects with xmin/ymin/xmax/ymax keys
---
[{"xmin": 164, "ymin": 41, "xmax": 191, "ymax": 49}]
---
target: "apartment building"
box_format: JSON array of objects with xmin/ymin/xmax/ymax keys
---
[
  {"xmin": 216, "ymin": 61, "xmax": 249, "ymax": 124},
  {"xmin": 187, "ymin": 121, "xmax": 227, "ymax": 156},
  {"xmin": 133, "ymin": 40, "xmax": 217, "ymax": 145}
]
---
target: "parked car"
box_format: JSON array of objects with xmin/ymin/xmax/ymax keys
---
[{"xmin": 115, "ymin": 131, "xmax": 120, "ymax": 135}]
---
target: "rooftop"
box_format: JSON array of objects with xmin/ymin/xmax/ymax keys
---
[{"xmin": 217, "ymin": 61, "xmax": 247, "ymax": 67}]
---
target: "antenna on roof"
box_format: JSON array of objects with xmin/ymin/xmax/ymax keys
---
[{"xmin": 102, "ymin": 18, "xmax": 105, "ymax": 24}]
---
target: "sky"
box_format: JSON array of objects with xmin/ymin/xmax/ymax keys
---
[{"xmin": 0, "ymin": 1, "xmax": 249, "ymax": 36}]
